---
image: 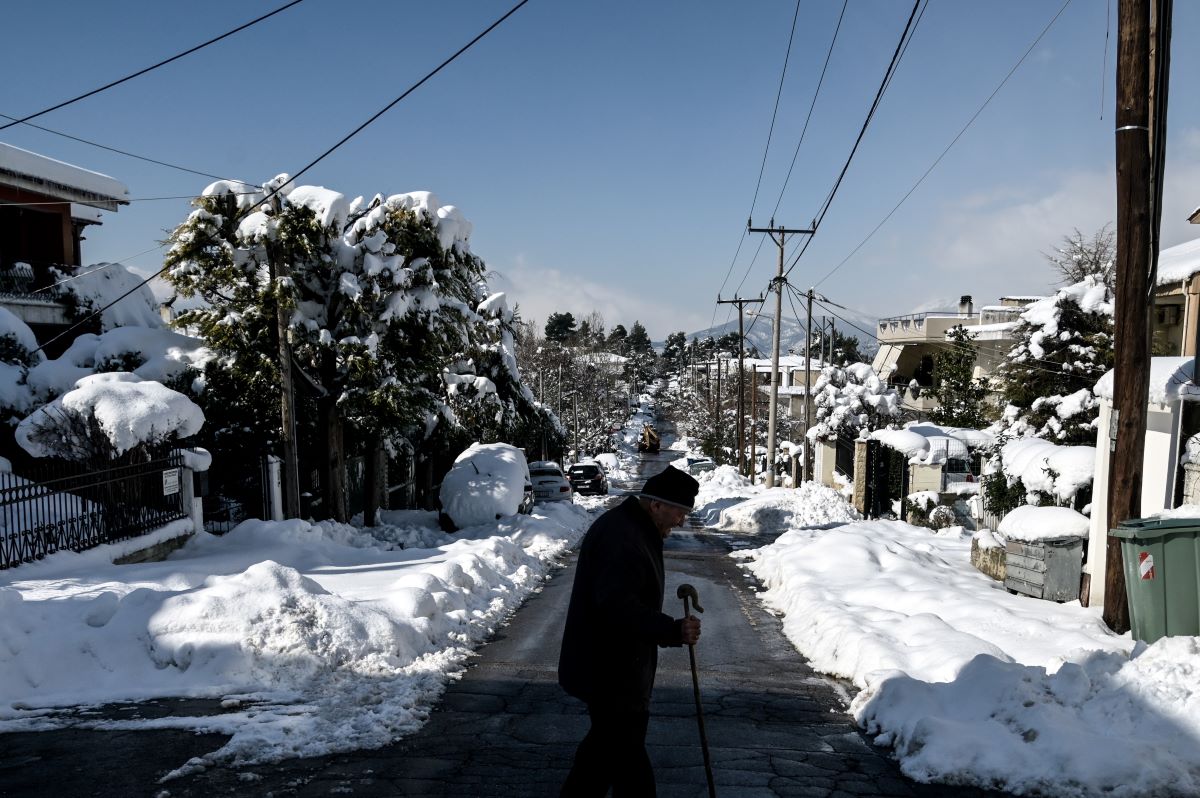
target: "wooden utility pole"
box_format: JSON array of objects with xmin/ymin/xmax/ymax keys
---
[
  {"xmin": 717, "ymin": 294, "xmax": 764, "ymax": 473},
  {"xmin": 265, "ymin": 234, "xmax": 301, "ymax": 520},
  {"xmin": 1106, "ymin": 0, "xmax": 1168, "ymax": 632},
  {"xmin": 750, "ymin": 366, "xmax": 759, "ymax": 483},
  {"xmin": 802, "ymin": 288, "xmax": 815, "ymax": 484},
  {"xmin": 715, "ymin": 354, "xmax": 723, "ymax": 452},
  {"xmin": 749, "ymin": 222, "xmax": 813, "ymax": 487}
]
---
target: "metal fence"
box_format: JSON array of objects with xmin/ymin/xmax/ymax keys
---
[{"xmin": 0, "ymin": 452, "xmax": 187, "ymax": 570}]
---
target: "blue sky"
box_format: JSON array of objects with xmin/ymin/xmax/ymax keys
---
[{"xmin": 3, "ymin": 0, "xmax": 1198, "ymax": 341}]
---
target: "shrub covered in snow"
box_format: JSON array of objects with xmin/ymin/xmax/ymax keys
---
[
  {"xmin": 15, "ymin": 373, "xmax": 204, "ymax": 464},
  {"xmin": 807, "ymin": 362, "xmax": 900, "ymax": 442}
]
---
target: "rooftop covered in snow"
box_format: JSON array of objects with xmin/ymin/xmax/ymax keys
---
[{"xmin": 0, "ymin": 142, "xmax": 129, "ymax": 211}]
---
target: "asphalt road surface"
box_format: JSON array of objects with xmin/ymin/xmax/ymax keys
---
[{"xmin": 0, "ymin": 441, "xmax": 1009, "ymax": 797}]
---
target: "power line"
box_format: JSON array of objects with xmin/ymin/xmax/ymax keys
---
[
  {"xmin": 29, "ymin": 1, "xmax": 531, "ymax": 355},
  {"xmin": 812, "ymin": 0, "xmax": 1074, "ymax": 289},
  {"xmin": 748, "ymin": 0, "xmax": 803, "ymax": 220},
  {"xmin": 769, "ymin": 0, "xmax": 849, "ymax": 221},
  {"xmin": 0, "ymin": 0, "xmax": 305, "ymax": 132},
  {"xmin": 0, "ymin": 192, "xmax": 260, "ymax": 208},
  {"xmin": 715, "ymin": 0, "xmax": 803, "ymax": 326},
  {"xmin": 784, "ymin": 0, "xmax": 925, "ymax": 281},
  {"xmin": 241, "ymin": 0, "xmax": 531, "ymax": 219},
  {"xmin": 0, "ymin": 112, "xmax": 260, "ymax": 187}
]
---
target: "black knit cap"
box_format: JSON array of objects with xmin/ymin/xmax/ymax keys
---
[{"xmin": 639, "ymin": 465, "xmax": 700, "ymax": 510}]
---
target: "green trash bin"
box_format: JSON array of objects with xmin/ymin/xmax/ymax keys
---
[{"xmin": 1109, "ymin": 518, "xmax": 1200, "ymax": 644}]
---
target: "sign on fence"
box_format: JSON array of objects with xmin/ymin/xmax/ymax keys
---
[{"xmin": 162, "ymin": 468, "xmax": 181, "ymax": 497}]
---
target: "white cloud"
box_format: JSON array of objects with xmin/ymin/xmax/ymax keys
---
[{"xmin": 489, "ymin": 256, "xmax": 709, "ymax": 338}]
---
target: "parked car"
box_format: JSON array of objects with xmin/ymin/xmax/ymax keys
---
[
  {"xmin": 528, "ymin": 461, "xmax": 573, "ymax": 502},
  {"xmin": 686, "ymin": 457, "xmax": 716, "ymax": 476},
  {"xmin": 568, "ymin": 460, "xmax": 609, "ymax": 495},
  {"xmin": 438, "ymin": 443, "xmax": 534, "ymax": 531}
]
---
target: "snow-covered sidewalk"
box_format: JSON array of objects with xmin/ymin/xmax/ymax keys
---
[
  {"xmin": 714, "ymin": 468, "xmax": 1199, "ymax": 797},
  {"xmin": 0, "ymin": 503, "xmax": 591, "ymax": 775}
]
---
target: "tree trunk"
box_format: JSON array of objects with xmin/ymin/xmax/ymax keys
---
[
  {"xmin": 363, "ymin": 437, "xmax": 383, "ymax": 527},
  {"xmin": 320, "ymin": 397, "xmax": 347, "ymax": 523}
]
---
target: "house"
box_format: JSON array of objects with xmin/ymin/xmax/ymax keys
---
[
  {"xmin": 871, "ymin": 294, "xmax": 1040, "ymax": 415},
  {"xmin": 1086, "ymin": 357, "xmax": 1200, "ymax": 608},
  {"xmin": 1151, "ymin": 235, "xmax": 1200, "ymax": 356},
  {"xmin": 0, "ymin": 142, "xmax": 129, "ymax": 354}
]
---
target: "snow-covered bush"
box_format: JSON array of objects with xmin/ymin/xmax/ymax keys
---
[
  {"xmin": 15, "ymin": 373, "xmax": 204, "ymax": 465},
  {"xmin": 807, "ymin": 362, "xmax": 900, "ymax": 442}
]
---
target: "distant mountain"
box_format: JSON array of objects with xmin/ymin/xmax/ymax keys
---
[{"xmin": 656, "ymin": 305, "xmax": 880, "ymax": 359}]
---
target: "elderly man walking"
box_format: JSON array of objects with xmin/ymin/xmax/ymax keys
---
[{"xmin": 558, "ymin": 465, "xmax": 702, "ymax": 796}]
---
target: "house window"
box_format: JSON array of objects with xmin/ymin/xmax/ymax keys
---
[{"xmin": 1156, "ymin": 305, "xmax": 1181, "ymax": 326}]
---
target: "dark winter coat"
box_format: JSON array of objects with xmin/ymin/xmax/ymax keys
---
[{"xmin": 558, "ymin": 496, "xmax": 684, "ymax": 711}]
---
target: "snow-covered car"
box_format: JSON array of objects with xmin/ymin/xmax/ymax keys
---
[
  {"xmin": 438, "ymin": 443, "xmax": 534, "ymax": 531},
  {"xmin": 567, "ymin": 460, "xmax": 609, "ymax": 495},
  {"xmin": 686, "ymin": 456, "xmax": 716, "ymax": 476},
  {"xmin": 528, "ymin": 461, "xmax": 573, "ymax": 502}
]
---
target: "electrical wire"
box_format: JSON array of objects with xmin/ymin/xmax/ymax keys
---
[
  {"xmin": 0, "ymin": 0, "xmax": 305, "ymax": 132},
  {"xmin": 241, "ymin": 0, "xmax": 531, "ymax": 219},
  {"xmin": 783, "ymin": 0, "xmax": 925, "ymax": 281},
  {"xmin": 770, "ymin": 0, "xmax": 849, "ymax": 221},
  {"xmin": 28, "ymin": 1, "xmax": 530, "ymax": 356},
  {"xmin": 713, "ymin": 0, "xmax": 803, "ymax": 327},
  {"xmin": 812, "ymin": 0, "xmax": 1074, "ymax": 289},
  {"xmin": 748, "ymin": 0, "xmax": 804, "ymax": 222},
  {"xmin": 0, "ymin": 112, "xmax": 261, "ymax": 187},
  {"xmin": 0, "ymin": 192, "xmax": 261, "ymax": 208}
]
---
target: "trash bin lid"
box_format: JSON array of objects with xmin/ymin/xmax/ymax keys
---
[{"xmin": 1109, "ymin": 516, "xmax": 1200, "ymax": 539}]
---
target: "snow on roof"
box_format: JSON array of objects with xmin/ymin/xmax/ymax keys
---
[
  {"xmin": 1156, "ymin": 236, "xmax": 1200, "ymax": 285},
  {"xmin": 1095, "ymin": 356, "xmax": 1200, "ymax": 404},
  {"xmin": 0, "ymin": 142, "xmax": 129, "ymax": 208},
  {"xmin": 965, "ymin": 321, "xmax": 1017, "ymax": 338},
  {"xmin": 1000, "ymin": 295, "xmax": 1047, "ymax": 302}
]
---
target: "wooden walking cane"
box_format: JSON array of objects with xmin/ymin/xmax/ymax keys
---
[{"xmin": 677, "ymin": 583, "xmax": 716, "ymax": 798}]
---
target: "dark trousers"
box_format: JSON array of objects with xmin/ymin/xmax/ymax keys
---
[{"xmin": 561, "ymin": 704, "xmax": 654, "ymax": 797}]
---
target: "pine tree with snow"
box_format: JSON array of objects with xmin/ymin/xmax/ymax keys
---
[
  {"xmin": 164, "ymin": 177, "xmax": 542, "ymax": 521},
  {"xmin": 929, "ymin": 325, "xmax": 989, "ymax": 428},
  {"xmin": 805, "ymin": 362, "xmax": 900, "ymax": 443},
  {"xmin": 992, "ymin": 276, "xmax": 1113, "ymax": 445}
]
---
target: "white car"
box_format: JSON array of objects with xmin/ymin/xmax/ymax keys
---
[{"xmin": 528, "ymin": 461, "xmax": 573, "ymax": 502}]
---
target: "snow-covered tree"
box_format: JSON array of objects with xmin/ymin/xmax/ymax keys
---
[
  {"xmin": 805, "ymin": 362, "xmax": 900, "ymax": 443},
  {"xmin": 992, "ymin": 276, "xmax": 1113, "ymax": 445},
  {"xmin": 164, "ymin": 177, "xmax": 540, "ymax": 521},
  {"xmin": 929, "ymin": 325, "xmax": 989, "ymax": 428},
  {"xmin": 983, "ymin": 277, "xmax": 1114, "ymax": 519},
  {"xmin": 1044, "ymin": 226, "xmax": 1115, "ymax": 290}
]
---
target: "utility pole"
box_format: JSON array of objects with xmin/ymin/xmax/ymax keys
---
[
  {"xmin": 718, "ymin": 294, "xmax": 764, "ymax": 474},
  {"xmin": 265, "ymin": 222, "xmax": 300, "ymax": 519},
  {"xmin": 750, "ymin": 366, "xmax": 758, "ymax": 482},
  {"xmin": 1105, "ymin": 0, "xmax": 1167, "ymax": 633},
  {"xmin": 803, "ymin": 288, "xmax": 815, "ymax": 484},
  {"xmin": 715, "ymin": 354, "xmax": 723, "ymax": 455},
  {"xmin": 749, "ymin": 221, "xmax": 814, "ymax": 487},
  {"xmin": 573, "ymin": 393, "xmax": 579, "ymax": 461}
]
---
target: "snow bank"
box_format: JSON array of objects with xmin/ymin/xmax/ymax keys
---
[
  {"xmin": 715, "ymin": 481, "xmax": 860, "ymax": 533},
  {"xmin": 0, "ymin": 503, "xmax": 592, "ymax": 770},
  {"xmin": 734, "ymin": 518, "xmax": 1200, "ymax": 797}
]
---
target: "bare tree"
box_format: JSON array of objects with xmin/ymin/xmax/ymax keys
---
[{"xmin": 1044, "ymin": 225, "xmax": 1116, "ymax": 289}]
